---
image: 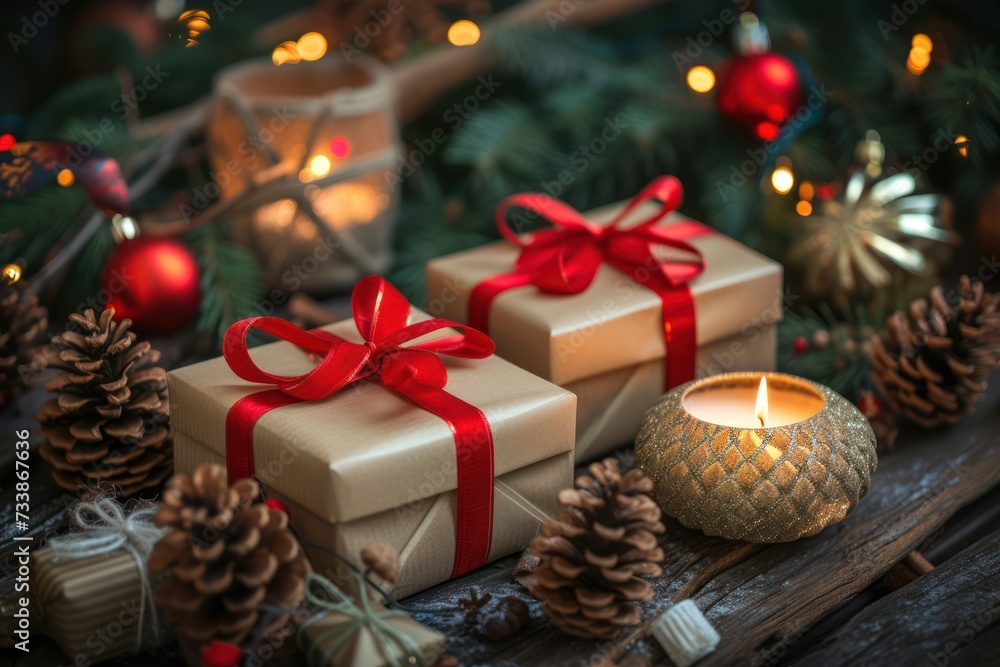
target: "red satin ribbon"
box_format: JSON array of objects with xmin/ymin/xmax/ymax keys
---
[
  {"xmin": 222, "ymin": 276, "xmax": 497, "ymax": 578},
  {"xmin": 468, "ymin": 176, "xmax": 712, "ymax": 389}
]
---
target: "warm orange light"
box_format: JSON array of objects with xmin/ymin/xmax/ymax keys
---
[
  {"xmin": 909, "ymin": 46, "xmax": 931, "ymax": 69},
  {"xmin": 754, "ymin": 376, "xmax": 768, "ymax": 427},
  {"xmin": 795, "ymin": 200, "xmax": 813, "ymax": 216},
  {"xmin": 56, "ymin": 168, "xmax": 75, "ymax": 187},
  {"xmin": 911, "ymin": 33, "xmax": 932, "ymax": 52},
  {"xmin": 1, "ymin": 263, "xmax": 22, "ymax": 284},
  {"xmin": 799, "ymin": 181, "xmax": 814, "ymax": 201},
  {"xmin": 309, "ymin": 155, "xmax": 331, "ymax": 177},
  {"xmin": 771, "ymin": 166, "xmax": 794, "ymax": 194},
  {"xmin": 272, "ymin": 41, "xmax": 301, "ymax": 66},
  {"xmin": 447, "ymin": 20, "xmax": 481, "ymax": 46},
  {"xmin": 955, "ymin": 134, "xmax": 970, "ymax": 157},
  {"xmin": 686, "ymin": 66, "xmax": 716, "ymax": 93},
  {"xmin": 297, "ymin": 32, "xmax": 327, "ymax": 61}
]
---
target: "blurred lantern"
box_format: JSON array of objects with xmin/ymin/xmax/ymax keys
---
[
  {"xmin": 207, "ymin": 56, "xmax": 400, "ymax": 294},
  {"xmin": 716, "ymin": 13, "xmax": 803, "ymax": 140}
]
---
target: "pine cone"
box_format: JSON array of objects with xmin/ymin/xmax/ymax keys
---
[
  {"xmin": 150, "ymin": 464, "xmax": 311, "ymax": 664},
  {"xmin": 38, "ymin": 308, "xmax": 173, "ymax": 496},
  {"xmin": 0, "ymin": 279, "xmax": 48, "ymax": 408},
  {"xmin": 529, "ymin": 458, "xmax": 666, "ymax": 640},
  {"xmin": 869, "ymin": 276, "xmax": 1000, "ymax": 428}
]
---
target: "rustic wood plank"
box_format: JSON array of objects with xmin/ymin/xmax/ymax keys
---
[
  {"xmin": 403, "ymin": 392, "xmax": 1000, "ymax": 667},
  {"xmin": 793, "ymin": 529, "xmax": 1000, "ymax": 666}
]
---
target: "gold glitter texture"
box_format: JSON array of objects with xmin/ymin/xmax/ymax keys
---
[{"xmin": 635, "ymin": 373, "xmax": 877, "ymax": 543}]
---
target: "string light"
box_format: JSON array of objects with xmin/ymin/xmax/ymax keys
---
[
  {"xmin": 447, "ymin": 20, "xmax": 481, "ymax": 46},
  {"xmin": 110, "ymin": 214, "xmax": 138, "ymax": 243},
  {"xmin": 771, "ymin": 166, "xmax": 794, "ymax": 194},
  {"xmin": 0, "ymin": 133, "xmax": 15, "ymax": 151},
  {"xmin": 686, "ymin": 66, "xmax": 716, "ymax": 93},
  {"xmin": 178, "ymin": 9, "xmax": 210, "ymax": 47},
  {"xmin": 329, "ymin": 137, "xmax": 351, "ymax": 158},
  {"xmin": 795, "ymin": 200, "xmax": 813, "ymax": 216},
  {"xmin": 911, "ymin": 33, "xmax": 933, "ymax": 52},
  {"xmin": 56, "ymin": 168, "xmax": 74, "ymax": 187},
  {"xmin": 955, "ymin": 134, "xmax": 970, "ymax": 157},
  {"xmin": 906, "ymin": 34, "xmax": 932, "ymax": 75},
  {"xmin": 297, "ymin": 32, "xmax": 327, "ymax": 61},
  {"xmin": 272, "ymin": 41, "xmax": 301, "ymax": 66},
  {"xmin": 309, "ymin": 155, "xmax": 331, "ymax": 177},
  {"xmin": 799, "ymin": 181, "xmax": 814, "ymax": 201},
  {"xmin": 1, "ymin": 264, "xmax": 22, "ymax": 284}
]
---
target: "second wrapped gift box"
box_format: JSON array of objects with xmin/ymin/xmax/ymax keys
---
[{"xmin": 426, "ymin": 178, "xmax": 783, "ymax": 462}]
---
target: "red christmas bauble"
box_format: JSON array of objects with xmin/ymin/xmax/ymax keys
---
[
  {"xmin": 102, "ymin": 237, "xmax": 201, "ymax": 336},
  {"xmin": 717, "ymin": 52, "xmax": 803, "ymax": 141}
]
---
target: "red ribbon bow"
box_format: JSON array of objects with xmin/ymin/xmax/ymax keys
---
[
  {"xmin": 468, "ymin": 176, "xmax": 712, "ymax": 388},
  {"xmin": 223, "ymin": 276, "xmax": 496, "ymax": 578}
]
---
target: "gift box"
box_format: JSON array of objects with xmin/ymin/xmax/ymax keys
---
[
  {"xmin": 169, "ymin": 278, "xmax": 576, "ymax": 598},
  {"xmin": 426, "ymin": 177, "xmax": 783, "ymax": 462},
  {"xmin": 297, "ymin": 574, "xmax": 445, "ymax": 667},
  {"xmin": 32, "ymin": 543, "xmax": 168, "ymax": 663}
]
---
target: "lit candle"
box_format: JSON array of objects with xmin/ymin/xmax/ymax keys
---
[{"xmin": 635, "ymin": 372, "xmax": 877, "ymax": 543}]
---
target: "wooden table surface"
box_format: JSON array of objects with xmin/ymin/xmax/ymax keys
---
[{"xmin": 2, "ymin": 381, "xmax": 999, "ymax": 666}]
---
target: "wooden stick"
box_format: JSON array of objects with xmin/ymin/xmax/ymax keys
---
[{"xmin": 902, "ymin": 550, "xmax": 935, "ymax": 576}]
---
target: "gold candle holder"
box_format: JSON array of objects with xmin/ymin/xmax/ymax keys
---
[{"xmin": 635, "ymin": 372, "xmax": 876, "ymax": 543}]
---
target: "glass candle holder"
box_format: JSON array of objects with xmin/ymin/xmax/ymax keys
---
[
  {"xmin": 635, "ymin": 372, "xmax": 877, "ymax": 542},
  {"xmin": 207, "ymin": 55, "xmax": 400, "ymax": 294}
]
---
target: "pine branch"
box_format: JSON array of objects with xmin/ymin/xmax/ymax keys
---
[{"xmin": 189, "ymin": 225, "xmax": 264, "ymax": 342}]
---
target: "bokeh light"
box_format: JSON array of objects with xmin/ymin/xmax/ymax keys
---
[
  {"xmin": 448, "ymin": 20, "xmax": 481, "ymax": 47},
  {"xmin": 56, "ymin": 168, "xmax": 75, "ymax": 187},
  {"xmin": 297, "ymin": 32, "xmax": 327, "ymax": 61},
  {"xmin": 686, "ymin": 66, "xmax": 716, "ymax": 93},
  {"xmin": 771, "ymin": 166, "xmax": 794, "ymax": 194}
]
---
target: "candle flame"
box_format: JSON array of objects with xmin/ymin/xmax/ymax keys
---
[{"xmin": 754, "ymin": 376, "xmax": 768, "ymax": 428}]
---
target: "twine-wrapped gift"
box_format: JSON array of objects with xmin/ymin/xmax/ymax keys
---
[
  {"xmin": 31, "ymin": 496, "xmax": 169, "ymax": 664},
  {"xmin": 297, "ymin": 574, "xmax": 445, "ymax": 667}
]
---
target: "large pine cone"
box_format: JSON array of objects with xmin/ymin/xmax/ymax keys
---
[
  {"xmin": 0, "ymin": 279, "xmax": 48, "ymax": 408},
  {"xmin": 870, "ymin": 276, "xmax": 1000, "ymax": 428},
  {"xmin": 38, "ymin": 308, "xmax": 172, "ymax": 496},
  {"xmin": 150, "ymin": 464, "xmax": 310, "ymax": 664},
  {"xmin": 529, "ymin": 458, "xmax": 666, "ymax": 639}
]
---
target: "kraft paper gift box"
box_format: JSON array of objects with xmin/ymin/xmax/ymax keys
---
[
  {"xmin": 426, "ymin": 198, "xmax": 783, "ymax": 463},
  {"xmin": 32, "ymin": 548, "xmax": 168, "ymax": 664},
  {"xmin": 168, "ymin": 306, "xmax": 576, "ymax": 599}
]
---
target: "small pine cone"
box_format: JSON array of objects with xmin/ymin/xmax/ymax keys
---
[
  {"xmin": 869, "ymin": 276, "xmax": 1000, "ymax": 428},
  {"xmin": 480, "ymin": 596, "xmax": 529, "ymax": 641},
  {"xmin": 38, "ymin": 308, "xmax": 173, "ymax": 496},
  {"xmin": 150, "ymin": 464, "xmax": 311, "ymax": 664},
  {"xmin": 529, "ymin": 458, "xmax": 666, "ymax": 640},
  {"xmin": 0, "ymin": 278, "xmax": 48, "ymax": 408}
]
